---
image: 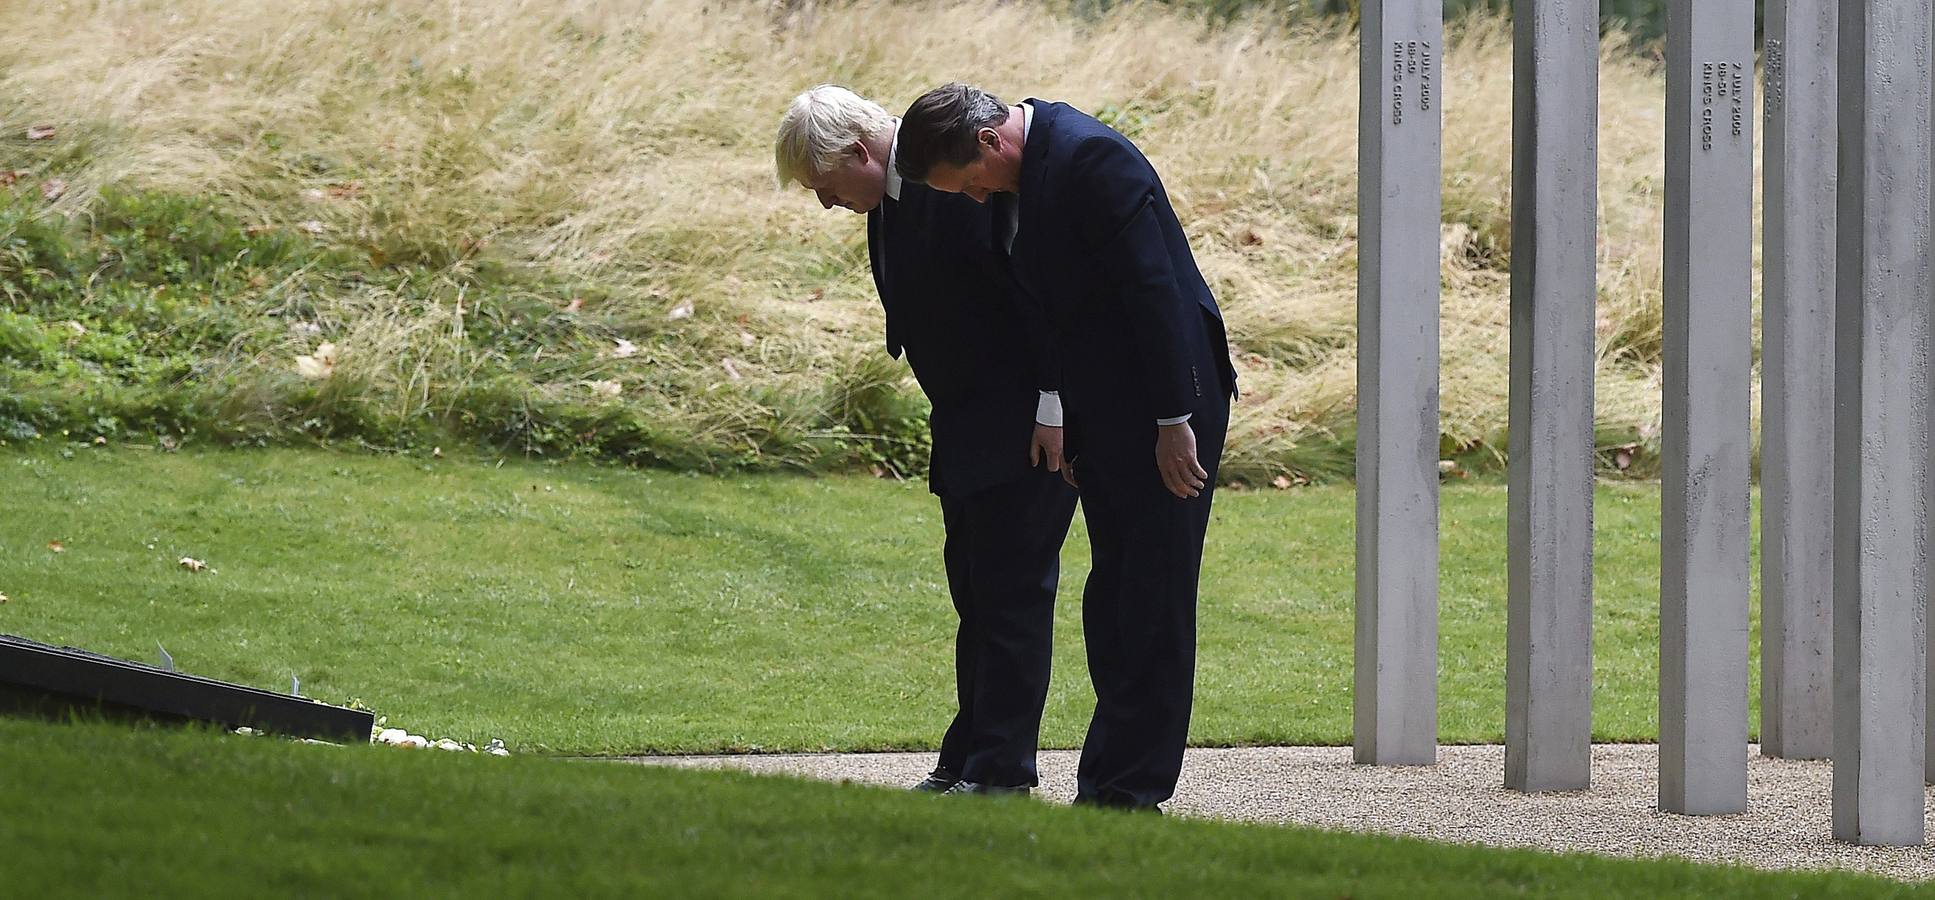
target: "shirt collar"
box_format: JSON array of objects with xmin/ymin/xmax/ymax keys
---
[
  {"xmin": 1020, "ymin": 101, "xmax": 1033, "ymax": 144},
  {"xmin": 884, "ymin": 119, "xmax": 903, "ymax": 202}
]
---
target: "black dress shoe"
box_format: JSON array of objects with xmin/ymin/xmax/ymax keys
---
[
  {"xmin": 942, "ymin": 780, "xmax": 1031, "ymax": 797},
  {"xmin": 1073, "ymin": 795, "xmax": 1163, "ymax": 814},
  {"xmin": 910, "ymin": 767, "xmax": 961, "ymax": 793}
]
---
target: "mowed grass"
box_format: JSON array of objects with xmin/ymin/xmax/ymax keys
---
[
  {"xmin": 0, "ymin": 718, "xmax": 1906, "ymax": 899},
  {"xmin": 0, "ymin": 446, "xmax": 1730, "ymax": 754}
]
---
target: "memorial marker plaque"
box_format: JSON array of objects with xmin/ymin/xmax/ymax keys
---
[
  {"xmin": 0, "ymin": 633, "xmax": 374, "ymax": 743},
  {"xmin": 1760, "ymin": 0, "xmax": 1838, "ymax": 764},
  {"xmin": 1830, "ymin": 0, "xmax": 1931, "ymax": 847},
  {"xmin": 1506, "ymin": 0, "xmax": 1599, "ymax": 793},
  {"xmin": 1355, "ymin": 0, "xmax": 1443, "ymax": 767},
  {"xmin": 1660, "ymin": 0, "xmax": 1754, "ymax": 816}
]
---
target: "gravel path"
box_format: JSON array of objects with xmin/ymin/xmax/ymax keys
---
[{"xmin": 633, "ymin": 744, "xmax": 1935, "ymax": 882}]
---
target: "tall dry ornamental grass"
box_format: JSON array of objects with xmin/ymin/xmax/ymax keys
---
[{"xmin": 0, "ymin": 0, "xmax": 1740, "ymax": 481}]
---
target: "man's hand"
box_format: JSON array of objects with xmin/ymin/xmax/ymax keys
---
[
  {"xmin": 1156, "ymin": 422, "xmax": 1207, "ymax": 499},
  {"xmin": 1029, "ymin": 423, "xmax": 1065, "ymax": 473}
]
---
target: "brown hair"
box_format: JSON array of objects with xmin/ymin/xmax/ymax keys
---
[{"xmin": 894, "ymin": 82, "xmax": 1010, "ymax": 183}]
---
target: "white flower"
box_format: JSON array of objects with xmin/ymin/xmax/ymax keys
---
[{"xmin": 296, "ymin": 343, "xmax": 339, "ymax": 380}]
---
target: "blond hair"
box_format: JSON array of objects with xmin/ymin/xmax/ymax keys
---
[{"xmin": 774, "ymin": 84, "xmax": 895, "ymax": 186}]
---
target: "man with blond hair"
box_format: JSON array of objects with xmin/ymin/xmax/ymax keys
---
[{"xmin": 774, "ymin": 85, "xmax": 1076, "ymax": 796}]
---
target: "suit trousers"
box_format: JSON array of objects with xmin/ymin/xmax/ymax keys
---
[
  {"xmin": 935, "ymin": 467, "xmax": 1078, "ymax": 787},
  {"xmin": 1069, "ymin": 389, "xmax": 1230, "ymax": 808}
]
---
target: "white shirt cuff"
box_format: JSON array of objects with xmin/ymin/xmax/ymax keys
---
[
  {"xmin": 1155, "ymin": 414, "xmax": 1192, "ymax": 426},
  {"xmin": 1035, "ymin": 391, "xmax": 1064, "ymax": 427}
]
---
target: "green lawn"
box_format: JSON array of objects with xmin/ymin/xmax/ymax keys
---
[
  {"xmin": 0, "ymin": 445, "xmax": 1725, "ymax": 754},
  {"xmin": 0, "ymin": 718, "xmax": 1906, "ymax": 899}
]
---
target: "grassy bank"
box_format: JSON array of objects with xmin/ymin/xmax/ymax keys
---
[
  {"xmin": 2, "ymin": 0, "xmax": 1707, "ymax": 483},
  {"xmin": 4, "ymin": 446, "xmax": 1728, "ymax": 754},
  {"xmin": 0, "ymin": 718, "xmax": 1908, "ymax": 898}
]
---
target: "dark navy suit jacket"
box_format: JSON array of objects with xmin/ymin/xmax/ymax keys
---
[
  {"xmin": 868, "ymin": 180, "xmax": 1045, "ymax": 497},
  {"xmin": 1003, "ymin": 100, "xmax": 1237, "ymax": 439}
]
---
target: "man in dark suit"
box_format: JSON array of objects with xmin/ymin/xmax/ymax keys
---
[
  {"xmin": 895, "ymin": 84, "xmax": 1238, "ymax": 812},
  {"xmin": 775, "ymin": 85, "xmax": 1078, "ymax": 795}
]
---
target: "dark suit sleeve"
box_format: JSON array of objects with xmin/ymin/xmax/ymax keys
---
[
  {"xmin": 1016, "ymin": 292, "xmax": 1062, "ymax": 397},
  {"xmin": 1068, "ymin": 135, "xmax": 1200, "ymax": 421}
]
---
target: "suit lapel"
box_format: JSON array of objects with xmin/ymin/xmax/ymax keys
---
[
  {"xmin": 866, "ymin": 202, "xmax": 889, "ymax": 299},
  {"xmin": 869, "ymin": 196, "xmax": 906, "ymax": 358},
  {"xmin": 1015, "ymin": 100, "xmax": 1054, "ymax": 257}
]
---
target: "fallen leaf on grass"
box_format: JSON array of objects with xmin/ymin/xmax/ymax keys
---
[
  {"xmin": 325, "ymin": 181, "xmax": 361, "ymax": 199},
  {"xmin": 46, "ymin": 540, "xmax": 64, "ymax": 553},
  {"xmin": 295, "ymin": 342, "xmax": 339, "ymax": 379},
  {"xmin": 586, "ymin": 379, "xmax": 622, "ymax": 397},
  {"xmin": 739, "ymin": 331, "xmax": 756, "ymax": 347},
  {"xmin": 297, "ymin": 220, "xmax": 326, "ymax": 235},
  {"xmin": 26, "ymin": 124, "xmax": 55, "ymax": 141},
  {"xmin": 667, "ymin": 299, "xmax": 694, "ymax": 320},
  {"xmin": 40, "ymin": 178, "xmax": 65, "ymax": 201},
  {"xmin": 64, "ymin": 320, "xmax": 86, "ymax": 335},
  {"xmin": 720, "ymin": 358, "xmax": 742, "ymax": 380},
  {"xmin": 300, "ymin": 188, "xmax": 326, "ymax": 203},
  {"xmin": 0, "ymin": 171, "xmax": 18, "ymax": 187},
  {"xmin": 612, "ymin": 338, "xmax": 638, "ymax": 358},
  {"xmin": 179, "ymin": 557, "xmax": 208, "ymax": 573},
  {"xmin": 563, "ymin": 297, "xmax": 584, "ymax": 313}
]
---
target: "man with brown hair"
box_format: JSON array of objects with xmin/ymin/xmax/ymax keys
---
[{"xmin": 896, "ymin": 83, "xmax": 1237, "ymax": 812}]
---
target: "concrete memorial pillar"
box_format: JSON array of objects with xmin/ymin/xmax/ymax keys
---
[
  {"xmin": 1354, "ymin": 0, "xmax": 1443, "ymax": 768},
  {"xmin": 1658, "ymin": 0, "xmax": 1754, "ymax": 816},
  {"xmin": 1505, "ymin": 0, "xmax": 1598, "ymax": 793},
  {"xmin": 1760, "ymin": 0, "xmax": 1837, "ymax": 763},
  {"xmin": 1831, "ymin": 0, "xmax": 1931, "ymax": 847}
]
